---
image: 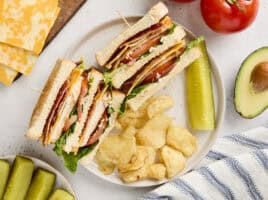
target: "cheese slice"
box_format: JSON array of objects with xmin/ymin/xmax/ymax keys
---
[
  {"xmin": 0, "ymin": 65, "xmax": 18, "ymax": 86},
  {"xmin": 0, "ymin": 0, "xmax": 60, "ymax": 54},
  {"xmin": 0, "ymin": 42, "xmax": 37, "ymax": 75}
]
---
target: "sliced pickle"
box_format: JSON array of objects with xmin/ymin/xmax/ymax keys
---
[
  {"xmin": 186, "ymin": 37, "xmax": 215, "ymax": 130},
  {"xmin": 0, "ymin": 160, "xmax": 10, "ymax": 199},
  {"xmin": 25, "ymin": 168, "xmax": 55, "ymax": 200}
]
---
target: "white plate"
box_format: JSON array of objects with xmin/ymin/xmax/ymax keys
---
[
  {"xmin": 65, "ymin": 16, "xmax": 225, "ymax": 187},
  {"xmin": 1, "ymin": 155, "xmax": 75, "ymax": 196}
]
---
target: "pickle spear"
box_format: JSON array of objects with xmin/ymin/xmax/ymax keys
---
[
  {"xmin": 26, "ymin": 168, "xmax": 56, "ymax": 200},
  {"xmin": 49, "ymin": 189, "xmax": 74, "ymax": 200},
  {"xmin": 186, "ymin": 37, "xmax": 215, "ymax": 130},
  {"xmin": 3, "ymin": 156, "xmax": 34, "ymax": 200},
  {"xmin": 0, "ymin": 160, "xmax": 10, "ymax": 199}
]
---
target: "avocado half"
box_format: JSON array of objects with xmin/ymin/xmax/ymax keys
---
[{"xmin": 235, "ymin": 47, "xmax": 268, "ymax": 118}]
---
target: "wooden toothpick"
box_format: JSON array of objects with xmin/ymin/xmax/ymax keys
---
[{"xmin": 116, "ymin": 10, "xmax": 131, "ymax": 28}]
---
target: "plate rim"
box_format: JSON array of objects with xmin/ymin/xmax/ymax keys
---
[
  {"xmin": 0, "ymin": 154, "xmax": 75, "ymax": 196},
  {"xmin": 65, "ymin": 15, "xmax": 226, "ymax": 187}
]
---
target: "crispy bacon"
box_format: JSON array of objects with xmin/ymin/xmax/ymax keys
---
[
  {"xmin": 43, "ymin": 80, "xmax": 70, "ymax": 144},
  {"xmin": 86, "ymin": 111, "xmax": 108, "ymax": 146}
]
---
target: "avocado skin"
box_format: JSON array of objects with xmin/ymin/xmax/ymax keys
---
[{"xmin": 234, "ymin": 46, "xmax": 268, "ymax": 118}]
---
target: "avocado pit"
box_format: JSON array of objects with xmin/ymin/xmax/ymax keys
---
[{"xmin": 250, "ymin": 62, "xmax": 268, "ymax": 92}]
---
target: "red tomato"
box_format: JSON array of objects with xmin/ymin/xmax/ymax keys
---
[
  {"xmin": 172, "ymin": 0, "xmax": 195, "ymax": 3},
  {"xmin": 201, "ymin": 0, "xmax": 259, "ymax": 33}
]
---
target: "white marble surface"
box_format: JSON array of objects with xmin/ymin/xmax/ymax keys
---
[{"xmin": 0, "ymin": 0, "xmax": 268, "ymax": 199}]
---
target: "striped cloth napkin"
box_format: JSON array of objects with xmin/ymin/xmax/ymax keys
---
[{"xmin": 141, "ymin": 126, "xmax": 268, "ymax": 200}]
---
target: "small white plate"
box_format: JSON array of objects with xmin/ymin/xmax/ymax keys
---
[
  {"xmin": 66, "ymin": 16, "xmax": 225, "ymax": 187},
  {"xmin": 1, "ymin": 155, "xmax": 75, "ymax": 196}
]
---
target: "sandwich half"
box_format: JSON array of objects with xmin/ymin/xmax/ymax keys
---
[
  {"xmin": 25, "ymin": 60, "xmax": 125, "ymax": 172},
  {"xmin": 96, "ymin": 2, "xmax": 186, "ymax": 89},
  {"xmin": 124, "ymin": 46, "xmax": 202, "ymax": 111}
]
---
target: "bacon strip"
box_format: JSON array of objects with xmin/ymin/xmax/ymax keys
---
[
  {"xmin": 86, "ymin": 111, "xmax": 108, "ymax": 146},
  {"xmin": 106, "ymin": 16, "xmax": 173, "ymax": 69},
  {"xmin": 43, "ymin": 80, "xmax": 70, "ymax": 144}
]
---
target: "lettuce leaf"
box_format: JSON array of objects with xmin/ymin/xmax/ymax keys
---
[
  {"xmin": 62, "ymin": 141, "xmax": 98, "ymax": 173},
  {"xmin": 120, "ymin": 84, "xmax": 150, "ymax": 113},
  {"xmin": 53, "ymin": 123, "xmax": 76, "ymax": 156},
  {"xmin": 53, "ymin": 122, "xmax": 99, "ymax": 173}
]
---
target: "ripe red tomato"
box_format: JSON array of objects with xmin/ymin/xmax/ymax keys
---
[
  {"xmin": 200, "ymin": 0, "xmax": 259, "ymax": 33},
  {"xmin": 172, "ymin": 0, "xmax": 195, "ymax": 3}
]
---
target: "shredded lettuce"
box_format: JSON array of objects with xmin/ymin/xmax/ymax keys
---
[
  {"xmin": 187, "ymin": 36, "xmax": 205, "ymax": 49},
  {"xmin": 77, "ymin": 58, "xmax": 86, "ymax": 70},
  {"xmin": 167, "ymin": 23, "xmax": 177, "ymax": 35},
  {"xmin": 53, "ymin": 123, "xmax": 76, "ymax": 156},
  {"xmin": 120, "ymin": 84, "xmax": 150, "ymax": 113},
  {"xmin": 138, "ymin": 51, "xmax": 151, "ymax": 60},
  {"xmin": 86, "ymin": 77, "xmax": 94, "ymax": 96},
  {"xmin": 69, "ymin": 105, "xmax": 78, "ymax": 118}
]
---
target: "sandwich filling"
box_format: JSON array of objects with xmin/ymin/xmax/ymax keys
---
[
  {"xmin": 122, "ymin": 42, "xmax": 186, "ymax": 94},
  {"xmin": 105, "ymin": 16, "xmax": 174, "ymax": 69},
  {"xmin": 53, "ymin": 82, "xmax": 112, "ymax": 172},
  {"xmin": 120, "ymin": 42, "xmax": 186, "ymax": 113}
]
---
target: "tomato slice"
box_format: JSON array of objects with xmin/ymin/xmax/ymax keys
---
[
  {"xmin": 86, "ymin": 111, "xmax": 108, "ymax": 146},
  {"xmin": 142, "ymin": 58, "xmax": 177, "ymax": 84},
  {"xmin": 121, "ymin": 36, "xmax": 162, "ymax": 64}
]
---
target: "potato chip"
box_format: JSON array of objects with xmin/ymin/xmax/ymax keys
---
[
  {"xmin": 161, "ymin": 146, "xmax": 185, "ymax": 178},
  {"xmin": 136, "ymin": 115, "xmax": 173, "ymax": 149},
  {"xmin": 95, "ymin": 126, "xmax": 136, "ymax": 175},
  {"xmin": 167, "ymin": 125, "xmax": 197, "ymax": 157},
  {"xmin": 118, "ymin": 146, "xmax": 147, "ymax": 172},
  {"xmin": 119, "ymin": 165, "xmax": 148, "ymax": 183},
  {"xmin": 95, "ymin": 150, "xmax": 115, "ymax": 175},
  {"xmin": 144, "ymin": 146, "xmax": 156, "ymax": 165},
  {"xmin": 147, "ymin": 164, "xmax": 166, "ymax": 180},
  {"xmin": 147, "ymin": 96, "xmax": 175, "ymax": 119},
  {"xmin": 118, "ymin": 116, "xmax": 147, "ymax": 129},
  {"xmin": 118, "ymin": 97, "xmax": 155, "ymax": 129}
]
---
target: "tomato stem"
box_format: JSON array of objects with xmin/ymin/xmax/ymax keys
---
[{"xmin": 226, "ymin": 0, "xmax": 245, "ymax": 11}]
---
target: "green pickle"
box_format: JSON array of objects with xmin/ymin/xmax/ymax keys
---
[
  {"xmin": 26, "ymin": 168, "xmax": 56, "ymax": 200},
  {"xmin": 0, "ymin": 160, "xmax": 10, "ymax": 199},
  {"xmin": 49, "ymin": 189, "xmax": 75, "ymax": 200},
  {"xmin": 186, "ymin": 37, "xmax": 215, "ymax": 130},
  {"xmin": 3, "ymin": 156, "xmax": 34, "ymax": 200}
]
